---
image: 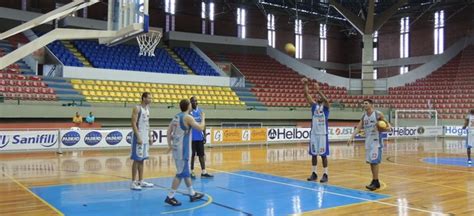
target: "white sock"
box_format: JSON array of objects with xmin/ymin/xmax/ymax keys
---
[
  {"xmin": 324, "ymin": 167, "xmax": 328, "ymax": 174},
  {"xmin": 188, "ymin": 186, "xmax": 195, "ymax": 196},
  {"xmin": 202, "ymin": 169, "xmax": 207, "ymax": 174},
  {"xmin": 312, "ymin": 166, "xmax": 317, "ymax": 173},
  {"xmin": 167, "ymin": 190, "xmax": 176, "ymax": 198}
]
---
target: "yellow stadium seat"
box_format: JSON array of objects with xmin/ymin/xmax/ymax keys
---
[
  {"xmin": 112, "ymin": 86, "xmax": 120, "ymax": 91},
  {"xmin": 71, "ymin": 79, "xmax": 82, "ymax": 84},
  {"xmin": 138, "ymin": 83, "xmax": 145, "ymax": 87},
  {"xmin": 110, "ymin": 92, "xmax": 116, "ymax": 97},
  {"xmin": 165, "ymin": 99, "xmax": 172, "ymax": 103},
  {"xmin": 127, "ymin": 98, "xmax": 134, "ymax": 102},
  {"xmin": 155, "ymin": 89, "xmax": 163, "ymax": 93},
  {"xmin": 130, "ymin": 87, "xmax": 137, "ymax": 92},
  {"xmin": 84, "ymin": 80, "xmax": 95, "ymax": 85},
  {"xmin": 163, "ymin": 89, "xmax": 169, "ymax": 94},
  {"xmin": 85, "ymin": 96, "xmax": 92, "ymax": 100},
  {"xmin": 96, "ymin": 80, "xmax": 104, "ymax": 85},
  {"xmin": 72, "ymin": 84, "xmax": 80, "ymax": 89},
  {"xmin": 99, "ymin": 86, "xmax": 106, "ymax": 91},
  {"xmin": 82, "ymin": 90, "xmax": 89, "ymax": 96}
]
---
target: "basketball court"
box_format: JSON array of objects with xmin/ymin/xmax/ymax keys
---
[{"xmin": 1, "ymin": 138, "xmax": 473, "ymax": 215}]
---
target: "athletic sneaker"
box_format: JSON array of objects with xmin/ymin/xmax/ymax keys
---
[
  {"xmin": 320, "ymin": 173, "xmax": 328, "ymax": 183},
  {"xmin": 130, "ymin": 181, "xmax": 142, "ymax": 190},
  {"xmin": 366, "ymin": 180, "xmax": 381, "ymax": 191},
  {"xmin": 165, "ymin": 197, "xmax": 182, "ymax": 206},
  {"xmin": 190, "ymin": 192, "xmax": 204, "ymax": 202},
  {"xmin": 191, "ymin": 172, "xmax": 196, "ymax": 179},
  {"xmin": 468, "ymin": 160, "xmax": 472, "ymax": 164},
  {"xmin": 139, "ymin": 181, "xmax": 154, "ymax": 188},
  {"xmin": 307, "ymin": 172, "xmax": 317, "ymax": 181},
  {"xmin": 201, "ymin": 173, "xmax": 214, "ymax": 178}
]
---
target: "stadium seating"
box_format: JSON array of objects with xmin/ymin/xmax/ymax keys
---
[
  {"xmin": 173, "ymin": 47, "xmax": 220, "ymax": 76},
  {"xmin": 0, "ymin": 34, "xmax": 57, "ymax": 101},
  {"xmin": 47, "ymin": 41, "xmax": 84, "ymax": 67},
  {"xmin": 72, "ymin": 40, "xmax": 186, "ymax": 74},
  {"xmin": 70, "ymin": 79, "xmax": 245, "ymax": 106},
  {"xmin": 209, "ymin": 53, "xmax": 348, "ymax": 108}
]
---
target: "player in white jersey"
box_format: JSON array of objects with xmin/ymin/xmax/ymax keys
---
[
  {"xmin": 165, "ymin": 99, "xmax": 206, "ymax": 206},
  {"xmin": 301, "ymin": 78, "xmax": 330, "ymax": 183},
  {"xmin": 462, "ymin": 109, "xmax": 474, "ymax": 164},
  {"xmin": 130, "ymin": 92, "xmax": 154, "ymax": 190},
  {"xmin": 349, "ymin": 99, "xmax": 389, "ymax": 191}
]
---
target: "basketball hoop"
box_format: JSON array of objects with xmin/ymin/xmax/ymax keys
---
[{"xmin": 136, "ymin": 30, "xmax": 162, "ymax": 57}]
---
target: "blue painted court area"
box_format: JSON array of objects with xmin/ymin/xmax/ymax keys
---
[
  {"xmin": 31, "ymin": 171, "xmax": 389, "ymax": 215},
  {"xmin": 424, "ymin": 157, "xmax": 473, "ymax": 167}
]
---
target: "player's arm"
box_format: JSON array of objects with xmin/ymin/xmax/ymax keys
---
[
  {"xmin": 166, "ymin": 121, "xmax": 175, "ymax": 153},
  {"xmin": 131, "ymin": 107, "xmax": 142, "ymax": 145},
  {"xmin": 463, "ymin": 117, "xmax": 469, "ymax": 129},
  {"xmin": 348, "ymin": 120, "xmax": 363, "ymax": 144},
  {"xmin": 314, "ymin": 82, "xmax": 330, "ymax": 108},
  {"xmin": 185, "ymin": 113, "xmax": 206, "ymax": 131},
  {"xmin": 301, "ymin": 78, "xmax": 315, "ymax": 105}
]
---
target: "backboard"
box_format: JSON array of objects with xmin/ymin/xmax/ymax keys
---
[{"xmin": 99, "ymin": 0, "xmax": 149, "ymax": 46}]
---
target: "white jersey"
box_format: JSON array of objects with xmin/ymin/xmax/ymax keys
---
[
  {"xmin": 136, "ymin": 105, "xmax": 150, "ymax": 143},
  {"xmin": 311, "ymin": 104, "xmax": 328, "ymax": 135},
  {"xmin": 170, "ymin": 113, "xmax": 192, "ymax": 161},
  {"xmin": 466, "ymin": 114, "xmax": 474, "ymax": 148},
  {"xmin": 467, "ymin": 114, "xmax": 474, "ymax": 129},
  {"xmin": 362, "ymin": 110, "xmax": 382, "ymax": 148}
]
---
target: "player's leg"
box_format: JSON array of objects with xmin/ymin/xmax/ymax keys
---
[
  {"xmin": 307, "ymin": 136, "xmax": 320, "ymax": 181},
  {"xmin": 319, "ymin": 135, "xmax": 329, "ymax": 183},
  {"xmin": 197, "ymin": 141, "xmax": 212, "ymax": 177},
  {"xmin": 307, "ymin": 156, "xmax": 318, "ymax": 181},
  {"xmin": 165, "ymin": 177, "xmax": 183, "ymax": 206},
  {"xmin": 190, "ymin": 141, "xmax": 197, "ymax": 178},
  {"xmin": 130, "ymin": 137, "xmax": 142, "ymax": 190},
  {"xmin": 366, "ymin": 147, "xmax": 382, "ymax": 191},
  {"xmin": 468, "ymin": 147, "xmax": 472, "ymax": 164}
]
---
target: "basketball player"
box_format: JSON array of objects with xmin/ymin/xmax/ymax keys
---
[
  {"xmin": 190, "ymin": 96, "xmax": 213, "ymax": 178},
  {"xmin": 462, "ymin": 109, "xmax": 474, "ymax": 164},
  {"xmin": 301, "ymin": 78, "xmax": 330, "ymax": 183},
  {"xmin": 130, "ymin": 92, "xmax": 154, "ymax": 190},
  {"xmin": 348, "ymin": 99, "xmax": 388, "ymax": 191},
  {"xmin": 165, "ymin": 99, "xmax": 206, "ymax": 206}
]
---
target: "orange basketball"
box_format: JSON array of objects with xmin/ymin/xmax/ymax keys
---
[{"xmin": 284, "ymin": 43, "xmax": 296, "ymax": 55}]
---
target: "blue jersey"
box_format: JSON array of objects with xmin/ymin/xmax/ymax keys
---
[{"xmin": 190, "ymin": 107, "xmax": 204, "ymax": 141}]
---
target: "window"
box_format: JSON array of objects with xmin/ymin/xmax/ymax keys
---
[
  {"xmin": 373, "ymin": 31, "xmax": 378, "ymax": 79},
  {"xmin": 165, "ymin": 0, "xmax": 176, "ymax": 32},
  {"xmin": 400, "ymin": 17, "xmax": 409, "ymax": 74},
  {"xmin": 295, "ymin": 19, "xmax": 303, "ymax": 59},
  {"xmin": 434, "ymin": 10, "xmax": 444, "ymax": 54},
  {"xmin": 267, "ymin": 14, "xmax": 276, "ymax": 48},
  {"xmin": 319, "ymin": 23, "xmax": 327, "ymax": 62},
  {"xmin": 237, "ymin": 8, "xmax": 246, "ymax": 39}
]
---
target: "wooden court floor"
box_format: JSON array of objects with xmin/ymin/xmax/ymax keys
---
[{"xmin": 1, "ymin": 137, "xmax": 473, "ymax": 215}]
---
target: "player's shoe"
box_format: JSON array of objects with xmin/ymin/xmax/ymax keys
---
[
  {"xmin": 139, "ymin": 181, "xmax": 154, "ymax": 188},
  {"xmin": 191, "ymin": 172, "xmax": 196, "ymax": 179},
  {"xmin": 130, "ymin": 181, "xmax": 142, "ymax": 190},
  {"xmin": 366, "ymin": 180, "xmax": 381, "ymax": 191},
  {"xmin": 319, "ymin": 173, "xmax": 328, "ymax": 183},
  {"xmin": 201, "ymin": 173, "xmax": 214, "ymax": 178},
  {"xmin": 165, "ymin": 197, "xmax": 182, "ymax": 206},
  {"xmin": 307, "ymin": 172, "xmax": 317, "ymax": 181},
  {"xmin": 468, "ymin": 160, "xmax": 472, "ymax": 164},
  {"xmin": 190, "ymin": 192, "xmax": 204, "ymax": 202}
]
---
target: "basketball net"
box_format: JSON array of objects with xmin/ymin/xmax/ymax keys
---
[{"xmin": 136, "ymin": 30, "xmax": 162, "ymax": 57}]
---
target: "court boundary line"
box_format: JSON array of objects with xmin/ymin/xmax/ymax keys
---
[
  {"xmin": 208, "ymin": 168, "xmax": 447, "ymax": 216},
  {"xmin": 1, "ymin": 171, "xmax": 64, "ymax": 216}
]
